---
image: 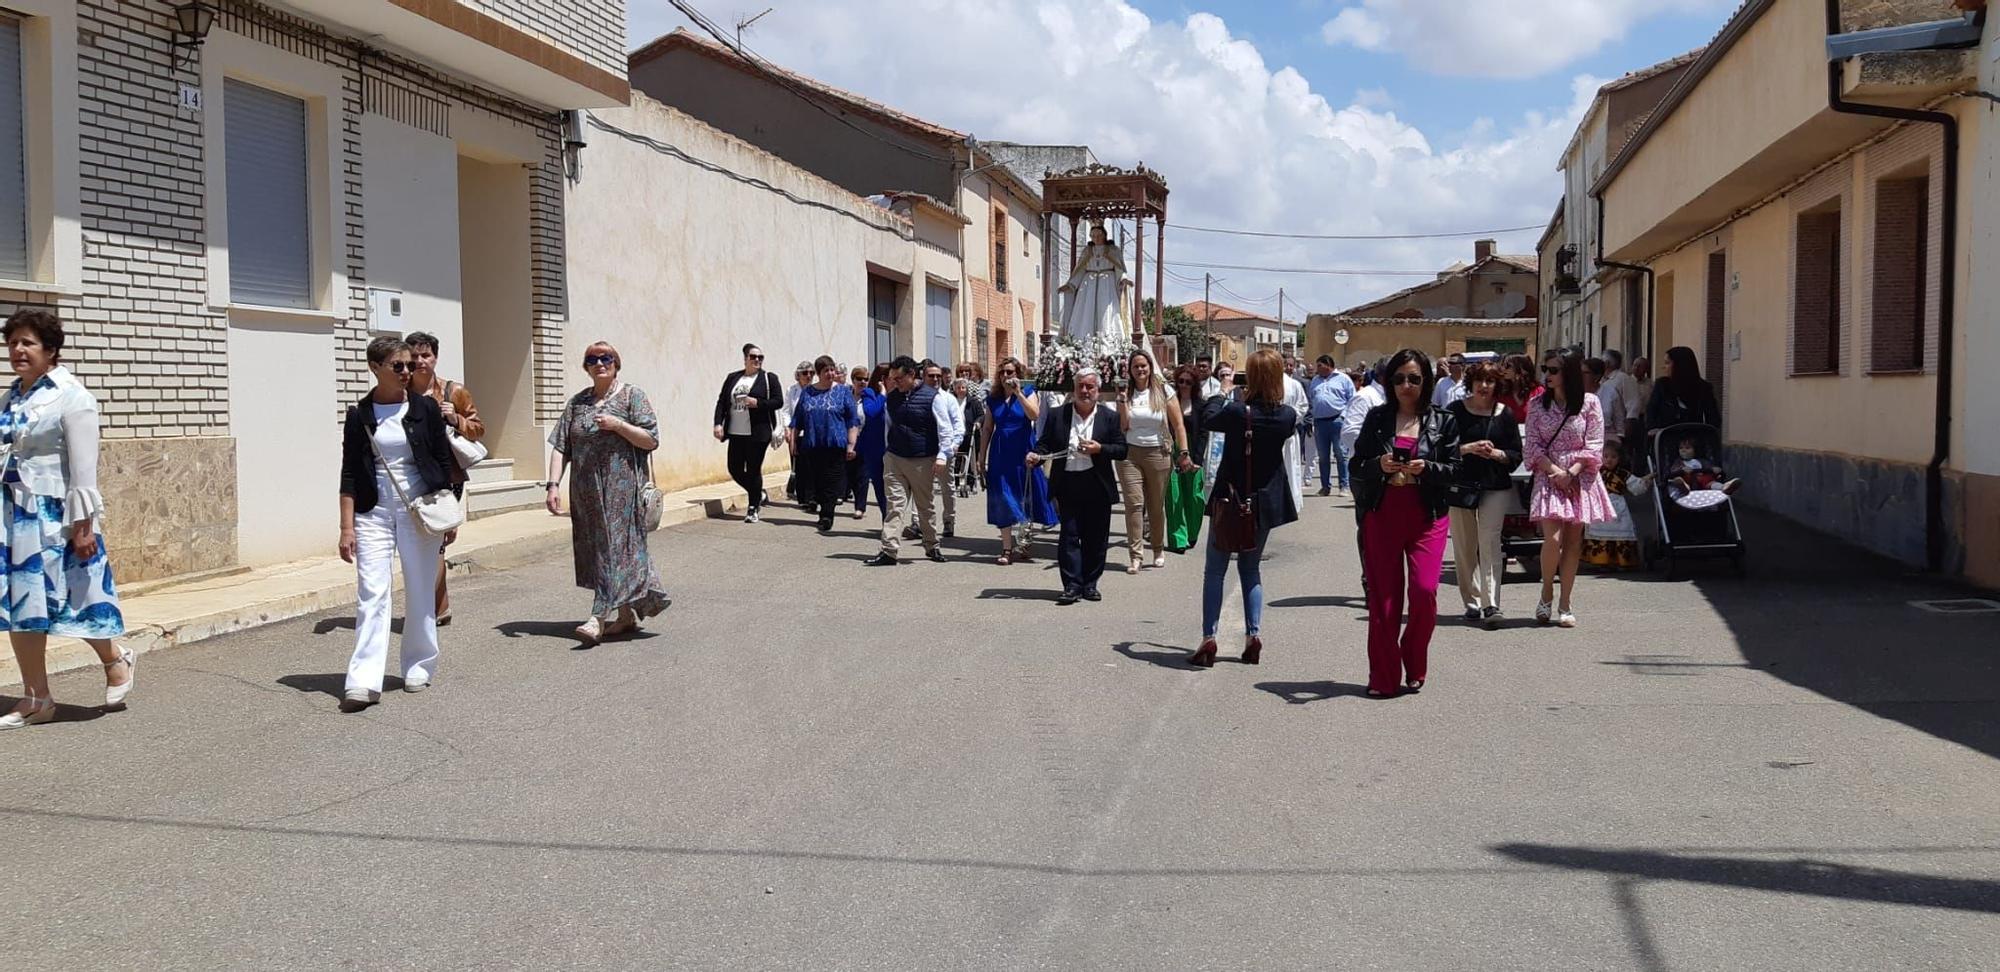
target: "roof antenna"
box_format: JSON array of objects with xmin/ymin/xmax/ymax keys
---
[{"xmin": 735, "ymin": 7, "xmax": 774, "ymax": 49}]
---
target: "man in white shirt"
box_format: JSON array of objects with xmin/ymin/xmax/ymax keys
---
[
  {"xmin": 1196, "ymin": 352, "xmax": 1221, "ymax": 399},
  {"xmin": 913, "ymin": 361, "xmax": 965, "ymax": 538},
  {"xmin": 1432, "ymin": 353, "xmax": 1468, "ymax": 408},
  {"xmin": 1281, "ymin": 367, "xmax": 1310, "ymax": 513},
  {"xmin": 1597, "ymin": 349, "xmax": 1637, "ymax": 442},
  {"xmin": 1027, "ymin": 368, "xmax": 1127, "ymax": 604}
]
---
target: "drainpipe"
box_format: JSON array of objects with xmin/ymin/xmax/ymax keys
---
[
  {"xmin": 1825, "ymin": 0, "xmax": 1962, "ymax": 572},
  {"xmin": 1590, "ymin": 191, "xmax": 1656, "ymax": 364}
]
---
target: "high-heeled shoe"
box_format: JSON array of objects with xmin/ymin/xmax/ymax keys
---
[
  {"xmin": 1188, "ymin": 639, "xmax": 1218, "ymax": 668},
  {"xmin": 1405, "ymin": 679, "xmax": 1425, "ymax": 694},
  {"xmin": 104, "ymin": 646, "xmax": 136, "ymax": 709},
  {"xmin": 1242, "ymin": 636, "xmax": 1263, "ymax": 666},
  {"xmin": 0, "ymin": 696, "xmax": 56, "ymax": 729}
]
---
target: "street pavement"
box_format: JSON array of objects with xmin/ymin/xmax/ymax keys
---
[{"xmin": 6, "ymin": 487, "xmax": 1999, "ymax": 970}]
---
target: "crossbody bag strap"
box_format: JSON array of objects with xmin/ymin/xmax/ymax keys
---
[{"xmin": 365, "ymin": 422, "xmax": 418, "ymax": 512}]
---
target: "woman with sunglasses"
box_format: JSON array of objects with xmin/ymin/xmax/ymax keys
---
[
  {"xmin": 979, "ymin": 355, "xmax": 1053, "ymax": 564},
  {"xmin": 713, "ymin": 344, "xmax": 784, "ymax": 523},
  {"xmin": 848, "ymin": 366, "xmax": 889, "ymax": 519},
  {"xmin": 549, "ymin": 341, "xmax": 668, "ymax": 646},
  {"xmin": 1524, "ymin": 350, "xmax": 1613, "ymax": 628},
  {"xmin": 1165, "ymin": 363, "xmax": 1209, "ymax": 552},
  {"xmin": 1350, "ymin": 348, "xmax": 1460, "ymax": 698},
  {"xmin": 336, "ymin": 335, "xmax": 457, "ymax": 711}
]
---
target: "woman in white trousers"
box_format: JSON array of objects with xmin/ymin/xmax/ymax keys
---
[
  {"xmin": 1444, "ymin": 362, "xmax": 1523, "ymax": 630},
  {"xmin": 337, "ymin": 336, "xmax": 459, "ymax": 712}
]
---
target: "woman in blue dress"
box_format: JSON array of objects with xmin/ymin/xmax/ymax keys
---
[
  {"xmin": 0, "ymin": 310, "xmax": 133, "ymax": 730},
  {"xmin": 850, "ymin": 365, "xmax": 889, "ymax": 519},
  {"xmin": 980, "ymin": 356, "xmax": 1056, "ymax": 565}
]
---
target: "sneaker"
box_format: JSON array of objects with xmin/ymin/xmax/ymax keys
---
[
  {"xmin": 338, "ymin": 690, "xmax": 378, "ymax": 713},
  {"xmin": 404, "ymin": 677, "xmax": 430, "ymax": 694},
  {"xmin": 1483, "ymin": 607, "xmax": 1504, "ymax": 631},
  {"xmin": 745, "ymin": 507, "xmax": 762, "ymax": 524}
]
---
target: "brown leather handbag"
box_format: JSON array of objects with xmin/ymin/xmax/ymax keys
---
[{"xmin": 1207, "ymin": 420, "xmax": 1259, "ymax": 553}]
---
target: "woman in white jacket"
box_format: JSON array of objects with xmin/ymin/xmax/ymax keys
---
[{"xmin": 0, "ymin": 310, "xmax": 132, "ymax": 729}]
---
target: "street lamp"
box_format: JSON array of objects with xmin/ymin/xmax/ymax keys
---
[{"xmin": 174, "ymin": 1, "xmax": 217, "ymax": 50}]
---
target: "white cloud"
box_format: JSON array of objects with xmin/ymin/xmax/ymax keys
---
[
  {"xmin": 1320, "ymin": 0, "xmax": 1727, "ymax": 79},
  {"xmin": 627, "ymin": 0, "xmax": 1598, "ymax": 315}
]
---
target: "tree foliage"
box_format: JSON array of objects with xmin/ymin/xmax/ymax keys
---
[{"xmin": 1141, "ymin": 299, "xmax": 1210, "ymax": 364}]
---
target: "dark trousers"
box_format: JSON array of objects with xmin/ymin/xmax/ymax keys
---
[
  {"xmin": 726, "ymin": 435, "xmax": 769, "ymax": 508},
  {"xmin": 850, "ymin": 452, "xmax": 886, "ymax": 514},
  {"xmin": 1054, "ymin": 475, "xmax": 1114, "ymax": 594},
  {"xmin": 801, "ymin": 447, "xmax": 848, "ymax": 523}
]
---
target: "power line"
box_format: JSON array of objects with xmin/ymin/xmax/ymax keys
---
[
  {"xmin": 1166, "ymin": 259, "xmax": 1446, "ymax": 277},
  {"xmin": 1168, "ymin": 222, "xmax": 1545, "ymax": 241},
  {"xmin": 1212, "ymin": 280, "xmax": 1281, "ymax": 307}
]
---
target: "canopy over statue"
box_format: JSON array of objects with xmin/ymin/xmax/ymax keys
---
[{"xmin": 1040, "ymin": 163, "xmax": 1169, "ymax": 351}]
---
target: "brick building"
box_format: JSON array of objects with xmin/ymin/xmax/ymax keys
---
[{"xmin": 0, "ymin": 0, "xmax": 626, "ymax": 580}]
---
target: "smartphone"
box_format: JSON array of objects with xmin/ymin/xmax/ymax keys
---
[
  {"xmin": 1393, "ymin": 446, "xmax": 1413, "ymax": 463},
  {"xmin": 1232, "ymin": 373, "xmax": 1247, "ymax": 387}
]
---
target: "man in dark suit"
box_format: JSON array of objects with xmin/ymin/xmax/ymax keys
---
[{"xmin": 1029, "ymin": 368, "xmax": 1128, "ymax": 605}]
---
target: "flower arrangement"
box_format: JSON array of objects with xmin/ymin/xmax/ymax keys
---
[{"xmin": 1032, "ymin": 332, "xmax": 1138, "ymax": 393}]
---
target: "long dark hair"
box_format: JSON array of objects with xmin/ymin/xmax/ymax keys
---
[
  {"xmin": 1539, "ymin": 349, "xmax": 1584, "ymax": 419},
  {"xmin": 1663, "ymin": 346, "xmax": 1705, "ymax": 405},
  {"xmin": 1501, "ymin": 353, "xmax": 1536, "ymax": 400},
  {"xmin": 1383, "ymin": 348, "xmax": 1436, "ymax": 412}
]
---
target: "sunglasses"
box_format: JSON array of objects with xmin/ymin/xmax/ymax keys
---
[
  {"xmin": 1389, "ymin": 374, "xmax": 1424, "ymax": 387},
  {"xmin": 585, "ymin": 354, "xmax": 617, "ymax": 366},
  {"xmin": 746, "ymin": 353, "xmax": 764, "ymax": 361},
  {"xmin": 383, "ymin": 361, "xmax": 414, "ymax": 374},
  {"xmin": 1542, "ymin": 365, "xmax": 1561, "ymax": 375}
]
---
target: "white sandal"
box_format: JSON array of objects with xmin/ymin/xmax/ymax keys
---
[
  {"xmin": 104, "ymin": 646, "xmax": 136, "ymax": 709},
  {"xmin": 0, "ymin": 696, "xmax": 56, "ymax": 730}
]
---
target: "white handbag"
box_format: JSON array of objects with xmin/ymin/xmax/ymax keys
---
[
  {"xmin": 369, "ymin": 425, "xmax": 466, "ymax": 539},
  {"xmin": 442, "ymin": 382, "xmax": 489, "ymax": 470}
]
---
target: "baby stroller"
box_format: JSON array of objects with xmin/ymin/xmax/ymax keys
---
[
  {"xmin": 1643, "ymin": 423, "xmax": 1746, "ymax": 578},
  {"xmin": 954, "ymin": 424, "xmax": 984, "ymax": 498}
]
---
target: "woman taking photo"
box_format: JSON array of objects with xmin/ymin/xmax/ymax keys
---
[
  {"xmin": 337, "ymin": 335, "xmax": 457, "ymax": 712},
  {"xmin": 1445, "ymin": 361, "xmax": 1523, "ymax": 630},
  {"xmin": 980, "ymin": 356, "xmax": 1053, "ymax": 564},
  {"xmin": 1117, "ymin": 349, "xmax": 1194, "ymax": 574},
  {"xmin": 714, "ymin": 344, "xmax": 783, "ymax": 523},
  {"xmin": 548, "ymin": 341, "xmax": 668, "ymax": 646},
  {"xmin": 1189, "ymin": 350, "xmax": 1297, "ymax": 668},
  {"xmin": 848, "ymin": 366, "xmax": 888, "ymax": 519},
  {"xmin": 1351, "ymin": 348, "xmax": 1460, "ymax": 698},
  {"xmin": 1524, "ymin": 350, "xmax": 1614, "ymax": 628},
  {"xmin": 0, "ymin": 311, "xmax": 133, "ymax": 729},
  {"xmin": 1166, "ymin": 364, "xmax": 1208, "ymax": 552},
  {"xmin": 788, "ymin": 356, "xmax": 861, "ymax": 533}
]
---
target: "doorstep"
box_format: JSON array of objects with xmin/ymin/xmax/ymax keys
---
[{"xmin": 0, "ymin": 472, "xmax": 785, "ymax": 689}]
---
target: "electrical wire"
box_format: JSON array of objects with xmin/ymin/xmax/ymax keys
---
[
  {"xmin": 1166, "ymin": 259, "xmax": 1445, "ymax": 277},
  {"xmin": 1168, "ymin": 222, "xmax": 1545, "ymax": 240}
]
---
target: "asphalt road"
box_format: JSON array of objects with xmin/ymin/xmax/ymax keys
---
[{"xmin": 6, "ymin": 488, "xmax": 1998, "ymax": 970}]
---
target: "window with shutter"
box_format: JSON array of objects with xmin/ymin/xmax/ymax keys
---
[
  {"xmin": 224, "ymin": 79, "xmax": 312, "ymax": 308},
  {"xmin": 0, "ymin": 16, "xmax": 29, "ymax": 280}
]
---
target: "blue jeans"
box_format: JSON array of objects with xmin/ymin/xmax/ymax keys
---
[
  {"xmin": 1202, "ymin": 526, "xmax": 1272, "ymax": 639},
  {"xmin": 1314, "ymin": 416, "xmax": 1347, "ymax": 489}
]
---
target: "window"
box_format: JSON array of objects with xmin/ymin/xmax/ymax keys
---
[
  {"xmin": 1791, "ymin": 203, "xmax": 1841, "ymax": 374},
  {"xmin": 976, "ymin": 319, "xmax": 989, "ymax": 368},
  {"xmin": 1870, "ymin": 174, "xmax": 1928, "ymax": 372},
  {"xmin": 0, "ymin": 15, "xmax": 25, "ymax": 279},
  {"xmin": 1705, "ymin": 251, "xmax": 1727, "ymax": 411},
  {"xmin": 991, "ymin": 205, "xmax": 1008, "ymax": 293},
  {"xmin": 224, "ymin": 79, "xmax": 312, "ymax": 308}
]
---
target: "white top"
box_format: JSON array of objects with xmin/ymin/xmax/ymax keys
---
[
  {"xmin": 1433, "ymin": 375, "xmax": 1467, "ymax": 408},
  {"xmin": 0, "ymin": 366, "xmax": 106, "ymax": 519},
  {"xmin": 1200, "ymin": 377, "xmax": 1222, "ymax": 399},
  {"xmin": 1123, "ymin": 384, "xmax": 1174, "ymax": 447},
  {"xmin": 727, "ymin": 374, "xmax": 757, "ymax": 436},
  {"xmin": 371, "ymin": 401, "xmax": 420, "ymax": 502},
  {"xmin": 1598, "ymin": 370, "xmax": 1636, "ymax": 433},
  {"xmin": 1340, "ymin": 382, "xmax": 1386, "ymax": 456},
  {"xmin": 1283, "ymin": 375, "xmax": 1309, "ymax": 421},
  {"xmin": 935, "ymin": 388, "xmax": 965, "ymax": 461},
  {"xmin": 1067, "ymin": 405, "xmax": 1099, "ymax": 472}
]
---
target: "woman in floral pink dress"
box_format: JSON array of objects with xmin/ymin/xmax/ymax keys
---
[{"xmin": 1523, "ymin": 351, "xmax": 1613, "ymax": 628}]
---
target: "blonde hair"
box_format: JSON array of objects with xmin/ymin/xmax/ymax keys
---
[
  {"xmin": 1127, "ymin": 349, "xmax": 1169, "ymax": 413},
  {"xmin": 582, "ymin": 340, "xmax": 621, "ymax": 371}
]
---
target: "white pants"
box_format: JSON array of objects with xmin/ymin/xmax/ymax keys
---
[
  {"xmin": 1449, "ymin": 489, "xmax": 1511, "ymax": 612},
  {"xmin": 347, "ymin": 502, "xmax": 441, "ymax": 695}
]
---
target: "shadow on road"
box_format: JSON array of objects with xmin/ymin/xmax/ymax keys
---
[
  {"xmin": 276, "ymin": 673, "xmax": 347, "ymax": 699},
  {"xmin": 1493, "ymin": 842, "xmax": 2000, "ymax": 915},
  {"xmin": 1267, "ymin": 595, "xmax": 1365, "ymax": 609},
  {"xmin": 978, "ymin": 588, "xmax": 1062, "ymax": 602},
  {"xmin": 1253, "ymin": 680, "xmax": 1370, "ymax": 704},
  {"xmin": 0, "ymin": 696, "xmax": 108, "ymax": 723},
  {"xmin": 1112, "ymin": 640, "xmax": 1201, "ymax": 669}
]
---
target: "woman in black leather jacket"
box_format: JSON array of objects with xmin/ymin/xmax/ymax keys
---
[{"xmin": 1350, "ymin": 349, "xmax": 1460, "ymax": 698}]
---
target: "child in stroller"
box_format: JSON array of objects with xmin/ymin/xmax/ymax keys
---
[{"xmin": 1664, "ymin": 435, "xmax": 1740, "ymax": 503}]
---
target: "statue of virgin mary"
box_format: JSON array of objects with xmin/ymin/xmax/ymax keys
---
[{"xmin": 1057, "ymin": 221, "xmax": 1127, "ymax": 342}]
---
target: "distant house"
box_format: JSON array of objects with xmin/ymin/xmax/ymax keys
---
[
  {"xmin": 1179, "ymin": 301, "xmax": 1300, "ymax": 366},
  {"xmin": 1303, "ymin": 240, "xmax": 1540, "ymax": 367}
]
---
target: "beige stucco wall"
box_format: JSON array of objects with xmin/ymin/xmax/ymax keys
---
[
  {"xmin": 960, "ymin": 173, "xmax": 1044, "ymax": 367},
  {"xmin": 565, "ymin": 95, "xmax": 919, "ymax": 492},
  {"xmin": 1303, "ymin": 319, "xmax": 1538, "ymax": 369}
]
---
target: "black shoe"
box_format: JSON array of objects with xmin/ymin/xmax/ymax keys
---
[
  {"xmin": 862, "ymin": 553, "xmax": 900, "ymax": 567},
  {"xmin": 943, "ymin": 524, "xmax": 956, "ymax": 538},
  {"xmin": 745, "ymin": 506, "xmax": 762, "ymax": 524},
  {"xmin": 1082, "ymin": 588, "xmax": 1102, "ymax": 602},
  {"xmin": 1056, "ymin": 588, "xmax": 1081, "ymax": 605},
  {"xmin": 1483, "ymin": 607, "xmax": 1504, "ymax": 631},
  {"xmin": 1318, "ymin": 487, "xmax": 1332, "ymax": 497},
  {"xmin": 925, "ymin": 548, "xmax": 947, "ymax": 564},
  {"xmin": 903, "ymin": 526, "xmax": 921, "ymax": 541},
  {"xmin": 817, "ymin": 519, "xmax": 834, "ymax": 533},
  {"xmin": 1463, "ymin": 608, "xmax": 1482, "ymax": 623}
]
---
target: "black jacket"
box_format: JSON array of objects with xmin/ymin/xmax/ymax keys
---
[
  {"xmin": 1445, "ymin": 400, "xmax": 1523, "ymax": 492},
  {"xmin": 1201, "ymin": 397, "xmax": 1300, "ymax": 531},
  {"xmin": 714, "ymin": 370, "xmax": 784, "ymax": 437},
  {"xmin": 1350, "ymin": 402, "xmax": 1462, "ymax": 520},
  {"xmin": 340, "ymin": 392, "xmax": 456, "ymax": 515},
  {"xmin": 1645, "ymin": 379, "xmax": 1721, "ymax": 431},
  {"xmin": 1034, "ymin": 403, "xmax": 1129, "ymax": 506}
]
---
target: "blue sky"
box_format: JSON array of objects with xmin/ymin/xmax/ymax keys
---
[{"xmin": 625, "ymin": 0, "xmax": 1742, "ymax": 315}]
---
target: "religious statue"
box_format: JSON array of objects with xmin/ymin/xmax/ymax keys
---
[{"xmin": 1057, "ymin": 221, "xmax": 1128, "ymax": 341}]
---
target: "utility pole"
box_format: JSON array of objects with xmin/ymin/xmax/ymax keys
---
[{"xmin": 1278, "ymin": 288, "xmax": 1286, "ymax": 352}]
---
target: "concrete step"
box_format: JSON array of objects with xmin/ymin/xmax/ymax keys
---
[
  {"xmin": 465, "ymin": 457, "xmax": 516, "ymax": 485},
  {"xmin": 466, "ymin": 479, "xmax": 546, "ymax": 519}
]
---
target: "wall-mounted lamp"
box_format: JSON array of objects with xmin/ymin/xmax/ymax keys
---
[{"xmin": 175, "ymin": 1, "xmax": 216, "ymax": 49}]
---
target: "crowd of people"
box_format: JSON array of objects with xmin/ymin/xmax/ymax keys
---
[{"xmin": 0, "ymin": 304, "xmax": 1729, "ymax": 727}]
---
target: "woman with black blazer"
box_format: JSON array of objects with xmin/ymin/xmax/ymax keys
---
[
  {"xmin": 337, "ymin": 336, "xmax": 457, "ymax": 712},
  {"xmin": 1445, "ymin": 361, "xmax": 1524, "ymax": 630},
  {"xmin": 1351, "ymin": 348, "xmax": 1461, "ymax": 697},
  {"xmin": 1189, "ymin": 349, "xmax": 1299, "ymax": 668},
  {"xmin": 712, "ymin": 343, "xmax": 784, "ymax": 522}
]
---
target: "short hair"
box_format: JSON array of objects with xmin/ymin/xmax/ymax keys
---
[
  {"xmin": 889, "ymin": 355, "xmax": 919, "ymax": 376},
  {"xmin": 919, "ymin": 358, "xmax": 939, "ymax": 372},
  {"xmin": 849, "ymin": 366, "xmax": 869, "ymax": 382},
  {"xmin": 3, "ymin": 309, "xmax": 65, "ymax": 358},
  {"xmin": 1463, "ymin": 361, "xmax": 1505, "ymax": 390},
  {"xmin": 1245, "ymin": 349, "xmax": 1285, "ymax": 405},
  {"xmin": 794, "ymin": 359, "xmax": 814, "ymax": 374},
  {"xmin": 1315, "ymin": 354, "xmax": 1336, "ymax": 367},
  {"xmin": 742, "ymin": 343, "xmax": 761, "ymax": 357},
  {"xmin": 1073, "ymin": 367, "xmax": 1102, "ymax": 386},
  {"xmin": 951, "ymin": 377, "xmax": 970, "ymax": 393},
  {"xmin": 812, "ymin": 355, "xmax": 837, "ymax": 374},
  {"xmin": 1382, "ymin": 348, "xmax": 1436, "ymax": 405},
  {"xmin": 404, "ymin": 331, "xmax": 440, "ymax": 354},
  {"xmin": 1196, "ymin": 352, "xmax": 1214, "ymax": 364},
  {"xmin": 583, "ymin": 340, "xmax": 622, "ymax": 371},
  {"xmin": 1446, "ymin": 352, "xmax": 1466, "ymax": 365},
  {"xmin": 1584, "ymin": 356, "xmax": 1607, "ymax": 379},
  {"xmin": 366, "ymin": 334, "xmax": 408, "ymax": 365},
  {"xmin": 1604, "ymin": 349, "xmax": 1624, "ymax": 369}
]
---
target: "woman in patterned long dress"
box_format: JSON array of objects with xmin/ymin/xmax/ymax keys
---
[
  {"xmin": 0, "ymin": 310, "xmax": 133, "ymax": 730},
  {"xmin": 1522, "ymin": 350, "xmax": 1615, "ymax": 629},
  {"xmin": 546, "ymin": 341, "xmax": 668, "ymax": 646}
]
